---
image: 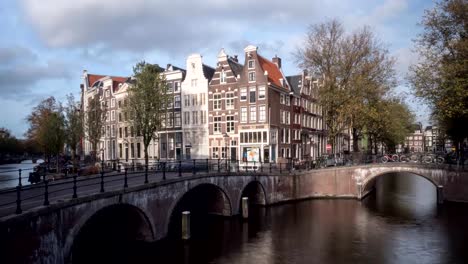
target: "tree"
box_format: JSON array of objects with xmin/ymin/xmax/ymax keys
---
[
  {"xmin": 85, "ymin": 96, "xmax": 106, "ymax": 163},
  {"xmin": 126, "ymin": 61, "xmax": 168, "ymax": 168},
  {"xmin": 296, "ymin": 19, "xmax": 396, "ymax": 153},
  {"xmin": 64, "ymin": 94, "xmax": 83, "ymax": 170},
  {"xmin": 409, "ymin": 0, "xmax": 468, "ymax": 150},
  {"xmin": 26, "ymin": 97, "xmax": 65, "ymax": 170},
  {"xmin": 0, "ymin": 128, "xmax": 23, "ymax": 159}
]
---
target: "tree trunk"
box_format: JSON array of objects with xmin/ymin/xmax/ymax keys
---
[
  {"xmin": 144, "ymin": 145, "xmax": 149, "ymax": 167},
  {"xmin": 352, "ymin": 128, "xmax": 359, "ymax": 152}
]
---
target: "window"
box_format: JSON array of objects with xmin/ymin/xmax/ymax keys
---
[
  {"xmin": 201, "ymin": 111, "xmax": 206, "ymax": 124},
  {"xmin": 213, "ymin": 94, "xmax": 222, "ymax": 110},
  {"xmin": 220, "ymin": 70, "xmax": 226, "ymax": 83},
  {"xmin": 259, "ymin": 105, "xmax": 266, "ymax": 122},
  {"xmin": 130, "ymin": 143, "xmax": 134, "ymax": 158},
  {"xmin": 106, "ymin": 126, "xmax": 110, "ymax": 137},
  {"xmin": 285, "ymin": 96, "xmax": 290, "ymax": 106},
  {"xmin": 227, "ymin": 116, "xmax": 234, "ymax": 133},
  {"xmin": 130, "ymin": 126, "xmax": 134, "ymax": 137},
  {"xmin": 201, "ymin": 94, "xmax": 206, "ymax": 105},
  {"xmin": 286, "ymin": 112, "xmax": 290, "ymax": 124},
  {"xmin": 240, "ymin": 88, "xmax": 247, "ymax": 101},
  {"xmin": 118, "ymin": 112, "xmax": 122, "ymax": 122},
  {"xmin": 212, "ymin": 147, "xmax": 219, "ymax": 159},
  {"xmin": 225, "ymin": 92, "xmax": 234, "ymax": 109},
  {"xmin": 241, "ymin": 107, "xmax": 247, "ymax": 122},
  {"xmin": 174, "ymin": 95, "xmax": 181, "ymax": 108},
  {"xmin": 167, "ymin": 97, "xmax": 173, "ymax": 108},
  {"xmin": 280, "ymin": 110, "xmax": 285, "ymax": 124},
  {"xmin": 136, "ymin": 143, "xmax": 141, "ymax": 158},
  {"xmin": 249, "ymin": 89, "xmax": 256, "ymax": 103},
  {"xmin": 175, "ymin": 112, "xmax": 181, "ymax": 127},
  {"xmin": 167, "ymin": 82, "xmax": 174, "ymax": 93},
  {"xmin": 214, "ymin": 116, "xmax": 221, "ymax": 133},
  {"xmin": 174, "ymin": 82, "xmax": 180, "ymax": 92},
  {"xmin": 111, "ymin": 111, "xmax": 115, "ymax": 121},
  {"xmin": 184, "ymin": 112, "xmax": 190, "ymax": 125},
  {"xmin": 192, "ymin": 111, "xmax": 198, "ymax": 124},
  {"xmin": 124, "ymin": 127, "xmax": 128, "ymax": 137},
  {"xmin": 192, "ymin": 94, "xmax": 198, "ymax": 106},
  {"xmin": 119, "ymin": 127, "xmax": 122, "ymax": 138},
  {"xmin": 191, "ymin": 79, "xmax": 197, "ymax": 87},
  {"xmin": 280, "ymin": 94, "xmax": 285, "ymax": 104},
  {"xmin": 111, "ymin": 125, "xmax": 115, "ymax": 137},
  {"xmin": 248, "ymin": 60, "xmax": 255, "ymax": 69},
  {"xmin": 118, "ymin": 101, "xmax": 122, "ymax": 108},
  {"xmin": 184, "ymin": 95, "xmax": 190, "ymax": 107},
  {"xmin": 119, "ymin": 144, "xmax": 122, "ymax": 158},
  {"xmin": 248, "ymin": 72, "xmax": 255, "ymax": 82},
  {"xmin": 259, "ymin": 86, "xmax": 265, "ymax": 100},
  {"xmin": 250, "ymin": 106, "xmax": 256, "ymax": 122},
  {"xmin": 111, "ymin": 99, "xmax": 115, "ymax": 107},
  {"xmin": 168, "ymin": 113, "xmax": 174, "ymax": 127}
]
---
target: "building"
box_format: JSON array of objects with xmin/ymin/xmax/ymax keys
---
[
  {"xmin": 158, "ymin": 64, "xmax": 186, "ymax": 160},
  {"xmin": 181, "ymin": 54, "xmax": 215, "ymax": 159},
  {"xmin": 80, "ymin": 71, "xmax": 128, "ymax": 162},
  {"xmin": 208, "ymin": 49, "xmax": 243, "ymax": 161},
  {"xmin": 405, "ymin": 123, "xmax": 424, "ymax": 153}
]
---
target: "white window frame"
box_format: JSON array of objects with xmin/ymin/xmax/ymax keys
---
[
  {"xmin": 213, "ymin": 93, "xmax": 222, "ymax": 110},
  {"xmin": 259, "ymin": 105, "xmax": 266, "ymax": 122},
  {"xmin": 213, "ymin": 116, "xmax": 222, "ymax": 134},
  {"xmin": 226, "ymin": 115, "xmax": 234, "ymax": 133},
  {"xmin": 220, "ymin": 70, "xmax": 226, "ymax": 84},
  {"xmin": 248, "ymin": 72, "xmax": 255, "ymax": 82},
  {"xmin": 250, "ymin": 105, "xmax": 256, "ymax": 122},
  {"xmin": 240, "ymin": 107, "xmax": 247, "ymax": 123},
  {"xmin": 240, "ymin": 88, "xmax": 247, "ymax": 101},
  {"xmin": 248, "ymin": 60, "xmax": 255, "ymax": 69},
  {"xmin": 259, "ymin": 86, "xmax": 265, "ymax": 100},
  {"xmin": 225, "ymin": 92, "xmax": 234, "ymax": 109}
]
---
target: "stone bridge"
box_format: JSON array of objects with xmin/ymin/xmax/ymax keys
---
[{"xmin": 0, "ymin": 163, "xmax": 467, "ymax": 263}]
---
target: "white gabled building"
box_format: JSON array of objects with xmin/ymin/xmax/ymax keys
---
[{"xmin": 180, "ymin": 54, "xmax": 215, "ymax": 159}]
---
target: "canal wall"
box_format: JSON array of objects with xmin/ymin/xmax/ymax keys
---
[{"xmin": 1, "ymin": 164, "xmax": 467, "ymax": 264}]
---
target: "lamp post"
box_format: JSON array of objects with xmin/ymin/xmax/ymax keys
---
[
  {"xmin": 123, "ymin": 138, "xmax": 129, "ymax": 162},
  {"xmin": 100, "ymin": 148, "xmax": 105, "ymax": 170},
  {"xmin": 223, "ymin": 133, "xmax": 230, "ymax": 160}
]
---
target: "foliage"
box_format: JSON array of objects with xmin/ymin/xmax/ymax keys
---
[
  {"xmin": 296, "ymin": 19, "xmax": 397, "ymax": 152},
  {"xmin": 126, "ymin": 61, "xmax": 168, "ymax": 166},
  {"xmin": 64, "ymin": 94, "xmax": 83, "ymax": 169},
  {"xmin": 0, "ymin": 128, "xmax": 23, "ymax": 157},
  {"xmin": 25, "ymin": 97, "xmax": 65, "ymax": 168},
  {"xmin": 409, "ymin": 0, "xmax": 468, "ymax": 144},
  {"xmin": 85, "ymin": 96, "xmax": 106, "ymax": 162}
]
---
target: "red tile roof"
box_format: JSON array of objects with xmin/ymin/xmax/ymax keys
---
[
  {"xmin": 257, "ymin": 55, "xmax": 287, "ymax": 89},
  {"xmin": 87, "ymin": 74, "xmax": 127, "ymax": 87}
]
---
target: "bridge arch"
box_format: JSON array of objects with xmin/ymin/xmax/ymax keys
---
[
  {"xmin": 361, "ymin": 169, "xmax": 439, "ymax": 197},
  {"xmin": 166, "ymin": 183, "xmax": 233, "ymax": 237},
  {"xmin": 239, "ymin": 180, "xmax": 267, "ymax": 213},
  {"xmin": 67, "ymin": 203, "xmax": 154, "ymax": 263}
]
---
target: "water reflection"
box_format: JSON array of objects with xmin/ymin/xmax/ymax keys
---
[{"xmin": 76, "ymin": 173, "xmax": 468, "ymax": 264}]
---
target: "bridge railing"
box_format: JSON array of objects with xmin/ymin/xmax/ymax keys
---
[{"xmin": 0, "ymin": 156, "xmax": 466, "ymax": 218}]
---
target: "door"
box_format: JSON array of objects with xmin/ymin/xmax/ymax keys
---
[
  {"xmin": 185, "ymin": 148, "xmax": 191, "ymax": 160},
  {"xmin": 264, "ymin": 149, "xmax": 270, "ymax": 163},
  {"xmin": 230, "ymin": 147, "xmax": 237, "ymax": 161},
  {"xmin": 176, "ymin": 148, "xmax": 181, "ymax": 160}
]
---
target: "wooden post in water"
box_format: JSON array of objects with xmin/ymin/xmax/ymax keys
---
[
  {"xmin": 242, "ymin": 197, "xmax": 249, "ymax": 219},
  {"xmin": 437, "ymin": 185, "xmax": 444, "ymax": 204},
  {"xmin": 182, "ymin": 211, "xmax": 191, "ymax": 240}
]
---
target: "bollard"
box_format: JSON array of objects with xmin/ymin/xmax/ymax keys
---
[
  {"xmin": 43, "ymin": 180, "xmax": 50, "ymax": 206},
  {"xmin": 269, "ymin": 162, "xmax": 272, "ymax": 173},
  {"xmin": 279, "ymin": 163, "xmax": 282, "ymax": 173},
  {"xmin": 218, "ymin": 158, "xmax": 221, "ymax": 173},
  {"xmin": 163, "ymin": 162, "xmax": 166, "ymax": 180},
  {"xmin": 237, "ymin": 160, "xmax": 240, "ymax": 173},
  {"xmin": 182, "ymin": 211, "xmax": 191, "ymax": 240},
  {"xmin": 18, "ymin": 169, "xmax": 22, "ymax": 187},
  {"xmin": 124, "ymin": 168, "xmax": 128, "ymax": 188},
  {"xmin": 100, "ymin": 169, "xmax": 105, "ymax": 193},
  {"xmin": 179, "ymin": 160, "xmax": 182, "ymax": 177},
  {"xmin": 15, "ymin": 185, "xmax": 22, "ymax": 214},
  {"xmin": 144, "ymin": 165, "xmax": 149, "ymax": 184},
  {"xmin": 72, "ymin": 174, "xmax": 78, "ymax": 198},
  {"xmin": 192, "ymin": 160, "xmax": 196, "ymax": 175},
  {"xmin": 206, "ymin": 159, "xmax": 209, "ymax": 173},
  {"xmin": 437, "ymin": 185, "xmax": 444, "ymax": 204},
  {"xmin": 242, "ymin": 197, "xmax": 249, "ymax": 219}
]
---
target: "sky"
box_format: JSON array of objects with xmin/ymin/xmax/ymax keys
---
[{"xmin": 0, "ymin": 0, "xmax": 435, "ymax": 138}]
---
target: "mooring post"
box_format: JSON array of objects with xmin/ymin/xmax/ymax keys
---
[
  {"xmin": 242, "ymin": 197, "xmax": 249, "ymax": 219},
  {"xmin": 437, "ymin": 185, "xmax": 444, "ymax": 204},
  {"xmin": 18, "ymin": 169, "xmax": 22, "ymax": 187},
  {"xmin": 72, "ymin": 174, "xmax": 78, "ymax": 198},
  {"xmin": 182, "ymin": 211, "xmax": 191, "ymax": 240}
]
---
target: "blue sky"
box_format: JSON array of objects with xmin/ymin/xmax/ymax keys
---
[{"xmin": 0, "ymin": 0, "xmax": 434, "ymax": 138}]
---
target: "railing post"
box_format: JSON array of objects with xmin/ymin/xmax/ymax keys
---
[
  {"xmin": 206, "ymin": 159, "xmax": 209, "ymax": 173},
  {"xmin": 163, "ymin": 162, "xmax": 166, "ymax": 180},
  {"xmin": 245, "ymin": 162, "xmax": 248, "ymax": 173},
  {"xmin": 253, "ymin": 161, "xmax": 256, "ymax": 173},
  {"xmin": 43, "ymin": 180, "xmax": 49, "ymax": 206},
  {"xmin": 280, "ymin": 163, "xmax": 282, "ymax": 173},
  {"xmin": 269, "ymin": 162, "xmax": 272, "ymax": 173},
  {"xmin": 218, "ymin": 158, "xmax": 221, "ymax": 173},
  {"xmin": 72, "ymin": 174, "xmax": 78, "ymax": 198},
  {"xmin": 225, "ymin": 158, "xmax": 228, "ymax": 173},
  {"xmin": 289, "ymin": 160, "xmax": 292, "ymax": 173},
  {"xmin": 144, "ymin": 164, "xmax": 149, "ymax": 184},
  {"xmin": 18, "ymin": 169, "xmax": 22, "ymax": 187},
  {"xmin": 260, "ymin": 161, "xmax": 263, "ymax": 173},
  {"xmin": 192, "ymin": 160, "xmax": 196, "ymax": 175},
  {"xmin": 15, "ymin": 185, "xmax": 22, "ymax": 214},
  {"xmin": 179, "ymin": 160, "xmax": 182, "ymax": 177},
  {"xmin": 124, "ymin": 168, "xmax": 128, "ymax": 188},
  {"xmin": 100, "ymin": 169, "xmax": 105, "ymax": 193},
  {"xmin": 237, "ymin": 159, "xmax": 240, "ymax": 173}
]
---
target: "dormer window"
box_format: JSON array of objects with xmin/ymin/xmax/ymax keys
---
[
  {"xmin": 248, "ymin": 60, "xmax": 255, "ymax": 69},
  {"xmin": 248, "ymin": 72, "xmax": 255, "ymax": 82},
  {"xmin": 220, "ymin": 70, "xmax": 226, "ymax": 83}
]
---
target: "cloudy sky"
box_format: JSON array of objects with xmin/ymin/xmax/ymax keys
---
[{"xmin": 1, "ymin": 0, "xmax": 434, "ymax": 138}]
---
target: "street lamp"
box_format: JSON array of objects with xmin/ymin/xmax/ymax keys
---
[
  {"xmin": 123, "ymin": 138, "xmax": 129, "ymax": 162},
  {"xmin": 100, "ymin": 148, "xmax": 105, "ymax": 170},
  {"xmin": 223, "ymin": 132, "xmax": 230, "ymax": 160}
]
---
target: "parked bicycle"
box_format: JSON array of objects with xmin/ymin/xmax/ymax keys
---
[{"xmin": 381, "ymin": 154, "xmax": 400, "ymax": 163}]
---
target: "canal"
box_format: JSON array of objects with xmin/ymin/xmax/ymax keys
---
[
  {"xmin": 0, "ymin": 160, "xmax": 42, "ymax": 190},
  {"xmin": 75, "ymin": 172, "xmax": 468, "ymax": 264}
]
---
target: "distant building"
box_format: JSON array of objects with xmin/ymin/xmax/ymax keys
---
[{"xmin": 405, "ymin": 123, "xmax": 424, "ymax": 153}]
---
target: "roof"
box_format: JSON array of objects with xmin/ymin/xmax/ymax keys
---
[
  {"xmin": 257, "ymin": 55, "xmax": 286, "ymax": 89},
  {"xmin": 202, "ymin": 64, "xmax": 215, "ymax": 81},
  {"xmin": 286, "ymin": 75, "xmax": 302, "ymax": 94},
  {"xmin": 227, "ymin": 57, "xmax": 243, "ymax": 78},
  {"xmin": 87, "ymin": 74, "xmax": 127, "ymax": 87}
]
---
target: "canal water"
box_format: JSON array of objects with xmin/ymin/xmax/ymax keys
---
[
  {"xmin": 73, "ymin": 173, "xmax": 468, "ymax": 264},
  {"xmin": 0, "ymin": 160, "xmax": 42, "ymax": 189}
]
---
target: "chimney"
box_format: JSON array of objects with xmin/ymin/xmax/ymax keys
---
[
  {"xmin": 167, "ymin": 64, "xmax": 172, "ymax": 70},
  {"xmin": 232, "ymin": 55, "xmax": 238, "ymax": 63},
  {"xmin": 272, "ymin": 55, "xmax": 281, "ymax": 69}
]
